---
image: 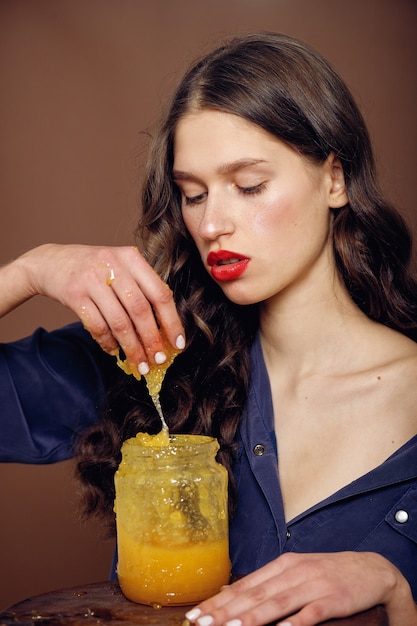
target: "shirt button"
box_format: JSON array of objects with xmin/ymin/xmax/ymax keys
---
[
  {"xmin": 394, "ymin": 510, "xmax": 409, "ymax": 524},
  {"xmin": 253, "ymin": 444, "xmax": 265, "ymax": 456},
  {"xmin": 286, "ymin": 529, "xmax": 291, "ymax": 539}
]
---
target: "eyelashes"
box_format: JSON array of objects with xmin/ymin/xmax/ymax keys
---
[
  {"xmin": 236, "ymin": 182, "xmax": 266, "ymax": 196},
  {"xmin": 184, "ymin": 192, "xmax": 207, "ymax": 206},
  {"xmin": 183, "ymin": 182, "xmax": 267, "ymax": 206}
]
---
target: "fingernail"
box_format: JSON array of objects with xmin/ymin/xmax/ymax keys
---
[
  {"xmin": 155, "ymin": 351, "xmax": 167, "ymax": 364},
  {"xmin": 185, "ymin": 608, "xmax": 201, "ymax": 621},
  {"xmin": 176, "ymin": 334, "xmax": 186, "ymax": 350},
  {"xmin": 197, "ymin": 616, "xmax": 214, "ymax": 626},
  {"xmin": 225, "ymin": 620, "xmax": 242, "ymax": 626},
  {"xmin": 138, "ymin": 361, "xmax": 150, "ymax": 375},
  {"xmin": 278, "ymin": 622, "xmax": 292, "ymax": 626}
]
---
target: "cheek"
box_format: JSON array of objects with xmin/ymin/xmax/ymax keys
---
[
  {"xmin": 181, "ymin": 210, "xmax": 198, "ymax": 237},
  {"xmin": 181, "ymin": 211, "xmax": 206, "ymax": 254},
  {"xmin": 251, "ymin": 192, "xmax": 298, "ymax": 234}
]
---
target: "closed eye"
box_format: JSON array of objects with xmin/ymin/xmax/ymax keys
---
[
  {"xmin": 182, "ymin": 182, "xmax": 266, "ymax": 206},
  {"xmin": 183, "ymin": 192, "xmax": 207, "ymax": 206},
  {"xmin": 237, "ymin": 182, "xmax": 266, "ymax": 195}
]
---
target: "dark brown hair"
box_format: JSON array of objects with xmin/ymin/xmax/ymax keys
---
[{"xmin": 76, "ymin": 33, "xmax": 417, "ymax": 532}]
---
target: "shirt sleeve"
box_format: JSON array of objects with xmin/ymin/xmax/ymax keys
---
[{"xmin": 0, "ymin": 322, "xmax": 120, "ymax": 464}]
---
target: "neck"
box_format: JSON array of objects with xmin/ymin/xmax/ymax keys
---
[{"xmin": 259, "ymin": 274, "xmax": 369, "ymax": 378}]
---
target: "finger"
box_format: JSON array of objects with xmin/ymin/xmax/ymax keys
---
[
  {"xmin": 189, "ymin": 576, "xmax": 298, "ymax": 626},
  {"xmin": 76, "ymin": 291, "xmax": 150, "ymax": 370},
  {"xmin": 186, "ymin": 557, "xmax": 322, "ymax": 626},
  {"xmin": 105, "ymin": 277, "xmax": 177, "ymax": 368},
  {"xmin": 190, "ymin": 557, "xmax": 293, "ymax": 618},
  {"xmin": 184, "ymin": 579, "xmax": 280, "ymax": 625},
  {"xmin": 125, "ymin": 249, "xmax": 186, "ymax": 351},
  {"xmin": 149, "ymin": 281, "xmax": 186, "ymax": 351},
  {"xmin": 99, "ymin": 246, "xmax": 186, "ymax": 355},
  {"xmin": 217, "ymin": 581, "xmax": 331, "ymax": 626},
  {"xmin": 81, "ymin": 252, "xmax": 174, "ymax": 369},
  {"xmin": 275, "ymin": 596, "xmax": 345, "ymax": 626},
  {"xmin": 76, "ymin": 301, "xmax": 118, "ymax": 354}
]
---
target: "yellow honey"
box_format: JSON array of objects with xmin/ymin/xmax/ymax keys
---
[
  {"xmin": 114, "ymin": 335, "xmax": 179, "ymax": 431},
  {"xmin": 114, "ymin": 434, "xmax": 231, "ymax": 605}
]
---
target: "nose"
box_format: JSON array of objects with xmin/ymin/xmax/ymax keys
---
[{"xmin": 198, "ymin": 194, "xmax": 234, "ymax": 241}]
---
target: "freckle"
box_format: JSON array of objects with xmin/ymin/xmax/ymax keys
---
[
  {"xmin": 377, "ymin": 376, "xmax": 381, "ymax": 380},
  {"xmin": 304, "ymin": 396, "xmax": 308, "ymax": 400}
]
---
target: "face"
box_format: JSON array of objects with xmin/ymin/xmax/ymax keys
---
[{"xmin": 173, "ymin": 109, "xmax": 347, "ymax": 307}]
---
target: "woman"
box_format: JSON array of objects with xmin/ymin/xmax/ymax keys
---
[{"xmin": 1, "ymin": 33, "xmax": 417, "ymax": 625}]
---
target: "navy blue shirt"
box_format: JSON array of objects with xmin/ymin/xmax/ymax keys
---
[
  {"xmin": 230, "ymin": 336, "xmax": 417, "ymax": 598},
  {"xmin": 0, "ymin": 323, "xmax": 116, "ymax": 463},
  {"xmin": 2, "ymin": 323, "xmax": 417, "ymax": 598}
]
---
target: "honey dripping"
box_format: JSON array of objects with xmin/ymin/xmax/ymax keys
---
[{"xmin": 113, "ymin": 337, "xmax": 179, "ymax": 438}]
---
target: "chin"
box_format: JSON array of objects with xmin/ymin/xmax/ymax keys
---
[{"xmin": 220, "ymin": 285, "xmax": 262, "ymax": 307}]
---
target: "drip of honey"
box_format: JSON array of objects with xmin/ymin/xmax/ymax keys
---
[{"xmin": 113, "ymin": 336, "xmax": 179, "ymax": 435}]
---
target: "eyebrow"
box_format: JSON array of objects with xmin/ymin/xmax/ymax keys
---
[{"xmin": 172, "ymin": 158, "xmax": 267, "ymax": 181}]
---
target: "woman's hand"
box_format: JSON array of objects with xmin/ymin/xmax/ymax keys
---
[
  {"xmin": 1, "ymin": 243, "xmax": 185, "ymax": 372},
  {"xmin": 185, "ymin": 552, "xmax": 417, "ymax": 626}
]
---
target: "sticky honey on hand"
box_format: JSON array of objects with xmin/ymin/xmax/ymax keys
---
[
  {"xmin": 113, "ymin": 335, "xmax": 180, "ymax": 434},
  {"xmin": 114, "ymin": 339, "xmax": 179, "ymax": 384}
]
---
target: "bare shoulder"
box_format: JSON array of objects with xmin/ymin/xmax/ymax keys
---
[
  {"xmin": 370, "ymin": 322, "xmax": 417, "ymax": 369},
  {"xmin": 385, "ymin": 328, "xmax": 417, "ymax": 373},
  {"xmin": 374, "ymin": 326, "xmax": 417, "ymax": 426}
]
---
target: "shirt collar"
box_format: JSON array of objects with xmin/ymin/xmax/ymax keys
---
[{"xmin": 242, "ymin": 332, "xmax": 417, "ymax": 524}]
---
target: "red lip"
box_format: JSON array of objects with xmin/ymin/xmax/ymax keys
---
[{"xmin": 207, "ymin": 250, "xmax": 250, "ymax": 281}]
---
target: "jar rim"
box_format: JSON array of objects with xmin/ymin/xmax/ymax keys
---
[{"xmin": 121, "ymin": 433, "xmax": 219, "ymax": 458}]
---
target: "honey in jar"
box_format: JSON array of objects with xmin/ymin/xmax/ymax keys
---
[{"xmin": 114, "ymin": 433, "xmax": 231, "ymax": 606}]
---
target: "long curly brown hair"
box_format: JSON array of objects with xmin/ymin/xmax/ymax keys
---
[{"xmin": 76, "ymin": 33, "xmax": 417, "ymax": 534}]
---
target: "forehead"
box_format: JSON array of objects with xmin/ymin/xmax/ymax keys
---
[{"xmin": 173, "ymin": 109, "xmax": 286, "ymax": 168}]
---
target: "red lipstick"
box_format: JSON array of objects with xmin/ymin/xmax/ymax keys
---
[{"xmin": 207, "ymin": 250, "xmax": 250, "ymax": 281}]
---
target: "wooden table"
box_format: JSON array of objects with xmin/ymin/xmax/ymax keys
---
[{"xmin": 0, "ymin": 581, "xmax": 388, "ymax": 626}]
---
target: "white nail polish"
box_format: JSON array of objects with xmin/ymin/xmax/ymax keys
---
[
  {"xmin": 278, "ymin": 622, "xmax": 292, "ymax": 626},
  {"xmin": 197, "ymin": 616, "xmax": 214, "ymax": 626},
  {"xmin": 155, "ymin": 351, "xmax": 167, "ymax": 364},
  {"xmin": 176, "ymin": 334, "xmax": 186, "ymax": 350},
  {"xmin": 185, "ymin": 607, "xmax": 201, "ymax": 621},
  {"xmin": 225, "ymin": 620, "xmax": 242, "ymax": 626},
  {"xmin": 138, "ymin": 362, "xmax": 150, "ymax": 375}
]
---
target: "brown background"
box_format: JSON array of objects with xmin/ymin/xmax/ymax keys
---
[{"xmin": 0, "ymin": 0, "xmax": 416, "ymax": 612}]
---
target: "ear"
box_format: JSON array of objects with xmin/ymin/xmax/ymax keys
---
[{"xmin": 326, "ymin": 153, "xmax": 348, "ymax": 208}]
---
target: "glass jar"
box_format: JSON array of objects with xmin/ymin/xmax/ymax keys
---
[{"xmin": 114, "ymin": 434, "xmax": 231, "ymax": 606}]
